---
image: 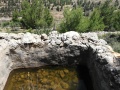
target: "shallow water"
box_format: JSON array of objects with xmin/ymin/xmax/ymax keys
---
[{"xmin": 4, "ymin": 66, "xmax": 79, "ymax": 90}]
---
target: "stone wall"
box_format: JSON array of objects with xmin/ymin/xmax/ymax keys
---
[{"xmin": 0, "ymin": 31, "xmax": 120, "ymax": 90}]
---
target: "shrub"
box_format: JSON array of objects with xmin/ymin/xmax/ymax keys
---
[
  {"xmin": 2, "ymin": 22, "xmax": 10, "ymax": 27},
  {"xmin": 59, "ymin": 8, "xmax": 89, "ymax": 33},
  {"xmin": 100, "ymin": 33, "xmax": 120, "ymax": 53},
  {"xmin": 12, "ymin": 0, "xmax": 53, "ymax": 29},
  {"xmin": 89, "ymin": 8, "xmax": 105, "ymax": 31}
]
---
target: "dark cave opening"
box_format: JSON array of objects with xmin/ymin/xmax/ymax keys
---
[{"xmin": 76, "ymin": 65, "xmax": 94, "ymax": 90}]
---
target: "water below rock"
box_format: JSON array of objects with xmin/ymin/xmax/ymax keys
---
[{"xmin": 4, "ymin": 66, "xmax": 79, "ymax": 90}]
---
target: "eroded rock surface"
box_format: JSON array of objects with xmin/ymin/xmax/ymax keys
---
[{"xmin": 0, "ymin": 31, "xmax": 120, "ymax": 90}]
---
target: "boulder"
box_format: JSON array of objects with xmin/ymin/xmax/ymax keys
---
[{"xmin": 0, "ymin": 31, "xmax": 120, "ymax": 90}]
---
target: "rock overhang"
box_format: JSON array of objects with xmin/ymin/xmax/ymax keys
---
[{"xmin": 0, "ymin": 31, "xmax": 120, "ymax": 90}]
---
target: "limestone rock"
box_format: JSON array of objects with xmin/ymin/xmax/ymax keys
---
[
  {"xmin": 8, "ymin": 33, "xmax": 22, "ymax": 39},
  {"xmin": 55, "ymin": 39, "xmax": 62, "ymax": 45},
  {"xmin": 81, "ymin": 32, "xmax": 98, "ymax": 41},
  {"xmin": 49, "ymin": 31, "xmax": 59, "ymax": 36},
  {"xmin": 64, "ymin": 40, "xmax": 72, "ymax": 45},
  {"xmin": 64, "ymin": 31, "xmax": 80, "ymax": 39},
  {"xmin": 41, "ymin": 34, "xmax": 48, "ymax": 40},
  {"xmin": 98, "ymin": 39, "xmax": 107, "ymax": 45},
  {"xmin": 0, "ymin": 31, "xmax": 120, "ymax": 90},
  {"xmin": 21, "ymin": 32, "xmax": 36, "ymax": 44}
]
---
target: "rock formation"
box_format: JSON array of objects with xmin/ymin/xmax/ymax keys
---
[{"xmin": 0, "ymin": 31, "xmax": 120, "ymax": 90}]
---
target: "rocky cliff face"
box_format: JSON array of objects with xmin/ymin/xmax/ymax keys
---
[{"xmin": 0, "ymin": 31, "xmax": 120, "ymax": 90}]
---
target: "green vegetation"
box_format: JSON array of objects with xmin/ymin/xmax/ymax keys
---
[
  {"xmin": 12, "ymin": 0, "xmax": 53, "ymax": 29},
  {"xmin": 59, "ymin": 8, "xmax": 89, "ymax": 33},
  {"xmin": 47, "ymin": 0, "xmax": 72, "ymax": 5},
  {"xmin": 59, "ymin": 7, "xmax": 105, "ymax": 33},
  {"xmin": 89, "ymin": 8, "xmax": 105, "ymax": 32},
  {"xmin": 1, "ymin": 0, "xmax": 120, "ymax": 33},
  {"xmin": 99, "ymin": 33, "xmax": 120, "ymax": 53},
  {"xmin": 100, "ymin": 0, "xmax": 116, "ymax": 31},
  {"xmin": 112, "ymin": 10, "xmax": 120, "ymax": 31},
  {"xmin": 2, "ymin": 21, "xmax": 20, "ymax": 28},
  {"xmin": 59, "ymin": 0, "xmax": 120, "ymax": 33}
]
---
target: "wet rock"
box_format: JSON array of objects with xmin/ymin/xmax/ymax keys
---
[
  {"xmin": 73, "ymin": 77, "xmax": 78, "ymax": 83},
  {"xmin": 63, "ymin": 69, "xmax": 69, "ymax": 74},
  {"xmin": 59, "ymin": 71, "xmax": 65, "ymax": 78},
  {"xmin": 41, "ymin": 78, "xmax": 47, "ymax": 84},
  {"xmin": 61, "ymin": 82, "xmax": 69, "ymax": 89}
]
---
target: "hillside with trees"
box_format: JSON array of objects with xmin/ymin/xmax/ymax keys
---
[
  {"xmin": 59, "ymin": 0, "xmax": 120, "ymax": 32},
  {"xmin": 12, "ymin": 0, "xmax": 53, "ymax": 29},
  {"xmin": 0, "ymin": 0, "xmax": 120, "ymax": 33}
]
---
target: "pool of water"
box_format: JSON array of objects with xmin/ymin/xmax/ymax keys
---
[{"xmin": 4, "ymin": 66, "xmax": 79, "ymax": 90}]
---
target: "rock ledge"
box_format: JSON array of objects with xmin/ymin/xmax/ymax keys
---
[{"xmin": 0, "ymin": 31, "xmax": 120, "ymax": 90}]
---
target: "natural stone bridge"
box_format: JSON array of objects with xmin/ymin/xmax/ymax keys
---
[{"xmin": 0, "ymin": 31, "xmax": 120, "ymax": 90}]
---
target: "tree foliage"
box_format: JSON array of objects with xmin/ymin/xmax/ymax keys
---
[
  {"xmin": 100, "ymin": 0, "xmax": 116, "ymax": 31},
  {"xmin": 89, "ymin": 8, "xmax": 105, "ymax": 31},
  {"xmin": 59, "ymin": 8, "xmax": 89, "ymax": 33},
  {"xmin": 112, "ymin": 10, "xmax": 120, "ymax": 31},
  {"xmin": 59, "ymin": 0, "xmax": 120, "ymax": 33},
  {"xmin": 10, "ymin": 0, "xmax": 120, "ymax": 32},
  {"xmin": 12, "ymin": 0, "xmax": 53, "ymax": 29}
]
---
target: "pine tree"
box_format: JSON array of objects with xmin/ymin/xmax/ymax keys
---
[
  {"xmin": 12, "ymin": 0, "xmax": 53, "ymax": 29},
  {"xmin": 89, "ymin": 8, "xmax": 105, "ymax": 31},
  {"xmin": 100, "ymin": 0, "xmax": 115, "ymax": 31},
  {"xmin": 112, "ymin": 10, "xmax": 120, "ymax": 31},
  {"xmin": 59, "ymin": 8, "xmax": 89, "ymax": 33}
]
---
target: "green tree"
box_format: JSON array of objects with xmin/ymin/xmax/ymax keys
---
[
  {"xmin": 89, "ymin": 8, "xmax": 105, "ymax": 31},
  {"xmin": 12, "ymin": 10, "xmax": 19, "ymax": 22},
  {"xmin": 76, "ymin": 16, "xmax": 89, "ymax": 32},
  {"xmin": 43, "ymin": 8, "xmax": 53, "ymax": 28},
  {"xmin": 59, "ymin": 8, "xmax": 89, "ymax": 33},
  {"xmin": 100, "ymin": 0, "xmax": 115, "ymax": 31},
  {"xmin": 112, "ymin": 10, "xmax": 120, "ymax": 31},
  {"xmin": 12, "ymin": 0, "xmax": 53, "ymax": 29}
]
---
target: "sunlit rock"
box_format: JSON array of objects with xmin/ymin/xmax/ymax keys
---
[{"xmin": 0, "ymin": 31, "xmax": 120, "ymax": 90}]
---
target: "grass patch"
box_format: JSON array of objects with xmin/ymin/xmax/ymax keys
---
[{"xmin": 99, "ymin": 33, "xmax": 120, "ymax": 53}]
